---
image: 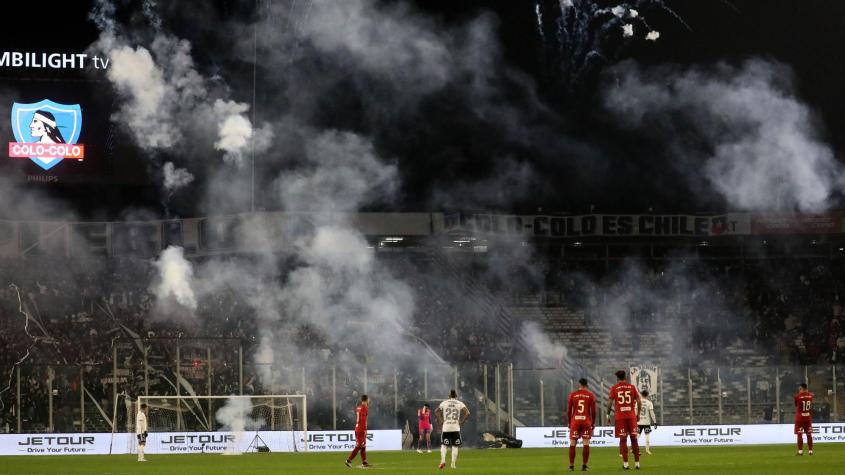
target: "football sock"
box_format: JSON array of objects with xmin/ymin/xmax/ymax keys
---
[
  {"xmin": 620, "ymin": 439, "xmax": 629, "ymax": 463},
  {"xmin": 807, "ymin": 435, "xmax": 813, "ymax": 450},
  {"xmin": 138, "ymin": 446, "xmax": 144, "ymax": 461},
  {"xmin": 348, "ymin": 447, "xmax": 360, "ymax": 461},
  {"xmin": 451, "ymin": 447, "xmax": 459, "ymax": 465},
  {"xmin": 440, "ymin": 444, "xmax": 447, "ymax": 464},
  {"xmin": 360, "ymin": 447, "xmax": 367, "ymax": 463},
  {"xmin": 427, "ymin": 439, "xmax": 431, "ymax": 450},
  {"xmin": 797, "ymin": 435, "xmax": 803, "ymax": 451},
  {"xmin": 583, "ymin": 445, "xmax": 590, "ymax": 465},
  {"xmin": 631, "ymin": 437, "xmax": 640, "ymax": 462},
  {"xmin": 645, "ymin": 432, "xmax": 651, "ymax": 450},
  {"xmin": 569, "ymin": 445, "xmax": 576, "ymax": 465}
]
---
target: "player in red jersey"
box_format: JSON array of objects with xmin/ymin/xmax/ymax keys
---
[
  {"xmin": 794, "ymin": 383, "xmax": 814, "ymax": 456},
  {"xmin": 567, "ymin": 378, "xmax": 597, "ymax": 472},
  {"xmin": 607, "ymin": 370, "xmax": 642, "ymax": 470},
  {"xmin": 417, "ymin": 403, "xmax": 433, "ymax": 453},
  {"xmin": 345, "ymin": 394, "xmax": 371, "ymax": 468}
]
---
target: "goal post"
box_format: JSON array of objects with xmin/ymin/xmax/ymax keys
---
[{"xmin": 126, "ymin": 395, "xmax": 308, "ymax": 454}]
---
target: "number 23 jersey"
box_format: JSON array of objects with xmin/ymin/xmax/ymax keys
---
[{"xmin": 438, "ymin": 399, "xmax": 467, "ymax": 433}]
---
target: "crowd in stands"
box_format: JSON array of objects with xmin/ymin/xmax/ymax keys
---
[
  {"xmin": 505, "ymin": 257, "xmax": 845, "ymax": 367},
  {"xmin": 2, "ymin": 249, "xmax": 845, "ymax": 433}
]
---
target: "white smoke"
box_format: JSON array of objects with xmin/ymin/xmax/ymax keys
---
[
  {"xmin": 89, "ymin": 3, "xmax": 272, "ymax": 189},
  {"xmin": 571, "ymin": 259, "xmax": 751, "ymax": 367},
  {"xmin": 266, "ymin": 130, "xmax": 412, "ymax": 361},
  {"xmin": 276, "ymin": 130, "xmax": 398, "ymax": 212},
  {"xmin": 604, "ymin": 59, "xmax": 845, "ymax": 211},
  {"xmin": 142, "ymin": 0, "xmax": 163, "ymax": 31},
  {"xmin": 521, "ymin": 322, "xmax": 568, "ymax": 367},
  {"xmin": 300, "ymin": 0, "xmax": 453, "ymax": 96},
  {"xmin": 104, "ymin": 44, "xmax": 173, "ymax": 149},
  {"xmin": 215, "ymin": 396, "xmax": 263, "ymax": 454},
  {"xmin": 151, "ymin": 245, "xmax": 197, "ymax": 315},
  {"xmin": 162, "ymin": 161, "xmax": 194, "ymax": 191},
  {"xmin": 213, "ymin": 100, "xmax": 252, "ymax": 165},
  {"xmin": 213, "ymin": 100, "xmax": 273, "ymax": 167}
]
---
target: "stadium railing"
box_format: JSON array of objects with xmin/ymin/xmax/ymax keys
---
[{"xmin": 2, "ymin": 358, "xmax": 841, "ymax": 434}]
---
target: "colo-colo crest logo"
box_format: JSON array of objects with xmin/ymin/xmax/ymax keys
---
[{"xmin": 8, "ymin": 99, "xmax": 85, "ymax": 170}]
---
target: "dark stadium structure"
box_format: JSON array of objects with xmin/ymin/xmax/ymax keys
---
[
  {"xmin": 1, "ymin": 212, "xmax": 842, "ymax": 437},
  {"xmin": 3, "ymin": 1, "xmax": 845, "ymax": 466}
]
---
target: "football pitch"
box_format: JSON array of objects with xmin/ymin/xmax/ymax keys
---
[{"xmin": 2, "ymin": 445, "xmax": 843, "ymax": 475}]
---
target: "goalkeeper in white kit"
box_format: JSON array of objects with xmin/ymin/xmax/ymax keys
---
[
  {"xmin": 136, "ymin": 403, "xmax": 149, "ymax": 462},
  {"xmin": 637, "ymin": 390, "xmax": 658, "ymax": 455}
]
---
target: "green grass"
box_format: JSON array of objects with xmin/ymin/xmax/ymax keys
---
[{"xmin": 2, "ymin": 445, "xmax": 844, "ymax": 475}]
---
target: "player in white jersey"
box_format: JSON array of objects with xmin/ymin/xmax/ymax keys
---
[
  {"xmin": 435, "ymin": 389, "xmax": 470, "ymax": 470},
  {"xmin": 136, "ymin": 403, "xmax": 148, "ymax": 462},
  {"xmin": 637, "ymin": 390, "xmax": 658, "ymax": 455}
]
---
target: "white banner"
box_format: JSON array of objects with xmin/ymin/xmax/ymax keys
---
[
  {"xmin": 629, "ymin": 366, "xmax": 658, "ymax": 396},
  {"xmin": 444, "ymin": 213, "xmax": 751, "ymax": 238},
  {"xmin": 139, "ymin": 430, "xmax": 402, "ymax": 454},
  {"xmin": 0, "ymin": 430, "xmax": 402, "ymax": 456},
  {"xmin": 4, "ymin": 425, "xmax": 844, "ymax": 455},
  {"xmin": 140, "ymin": 431, "xmax": 274, "ymax": 454},
  {"xmin": 516, "ymin": 423, "xmax": 845, "ymax": 448},
  {"xmin": 0, "ymin": 433, "xmax": 120, "ymax": 456},
  {"xmin": 302, "ymin": 430, "xmax": 402, "ymax": 452}
]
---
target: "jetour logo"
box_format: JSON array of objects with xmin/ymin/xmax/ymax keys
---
[{"xmin": 8, "ymin": 99, "xmax": 85, "ymax": 170}]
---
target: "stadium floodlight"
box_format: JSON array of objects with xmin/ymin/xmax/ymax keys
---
[{"xmin": 126, "ymin": 395, "xmax": 308, "ymax": 455}]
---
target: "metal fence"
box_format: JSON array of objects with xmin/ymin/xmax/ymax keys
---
[
  {"xmin": 2, "ymin": 347, "xmax": 841, "ymax": 434},
  {"xmin": 512, "ymin": 364, "xmax": 843, "ymax": 427}
]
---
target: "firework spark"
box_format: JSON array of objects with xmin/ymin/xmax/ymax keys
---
[{"xmin": 537, "ymin": 0, "xmax": 689, "ymax": 94}]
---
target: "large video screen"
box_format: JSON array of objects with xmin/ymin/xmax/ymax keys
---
[{"xmin": 0, "ymin": 5, "xmax": 149, "ymax": 187}]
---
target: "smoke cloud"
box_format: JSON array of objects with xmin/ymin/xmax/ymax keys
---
[
  {"xmin": 521, "ymin": 321, "xmax": 568, "ymax": 367},
  {"xmin": 162, "ymin": 161, "xmax": 194, "ymax": 192},
  {"xmin": 89, "ymin": 1, "xmax": 272, "ymax": 193},
  {"xmin": 215, "ymin": 396, "xmax": 263, "ymax": 454},
  {"xmin": 276, "ymin": 130, "xmax": 398, "ymax": 212},
  {"xmin": 604, "ymin": 59, "xmax": 845, "ymax": 211},
  {"xmin": 103, "ymin": 43, "xmax": 172, "ymax": 149},
  {"xmin": 300, "ymin": 0, "xmax": 453, "ymax": 97},
  {"xmin": 151, "ymin": 245, "xmax": 197, "ymax": 316}
]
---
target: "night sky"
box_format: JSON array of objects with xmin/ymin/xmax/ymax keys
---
[{"xmin": 2, "ymin": 0, "xmax": 844, "ymax": 216}]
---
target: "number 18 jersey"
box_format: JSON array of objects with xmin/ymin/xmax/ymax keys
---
[
  {"xmin": 609, "ymin": 381, "xmax": 639, "ymax": 420},
  {"xmin": 438, "ymin": 398, "xmax": 467, "ymax": 433},
  {"xmin": 794, "ymin": 392, "xmax": 813, "ymax": 422}
]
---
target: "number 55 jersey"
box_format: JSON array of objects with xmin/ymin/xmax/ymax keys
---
[{"xmin": 609, "ymin": 381, "xmax": 640, "ymax": 437}]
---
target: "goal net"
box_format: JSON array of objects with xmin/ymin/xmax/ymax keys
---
[{"xmin": 126, "ymin": 395, "xmax": 307, "ymax": 455}]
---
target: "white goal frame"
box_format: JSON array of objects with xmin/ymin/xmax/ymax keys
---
[{"xmin": 128, "ymin": 394, "xmax": 308, "ymax": 454}]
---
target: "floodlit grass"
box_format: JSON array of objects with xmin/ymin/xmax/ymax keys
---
[{"xmin": 2, "ymin": 444, "xmax": 844, "ymax": 474}]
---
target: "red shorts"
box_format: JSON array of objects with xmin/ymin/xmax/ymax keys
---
[
  {"xmin": 419, "ymin": 425, "xmax": 432, "ymax": 434},
  {"xmin": 794, "ymin": 420, "xmax": 812, "ymax": 435},
  {"xmin": 355, "ymin": 430, "xmax": 367, "ymax": 446},
  {"xmin": 614, "ymin": 418, "xmax": 639, "ymax": 438},
  {"xmin": 569, "ymin": 421, "xmax": 593, "ymax": 440}
]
